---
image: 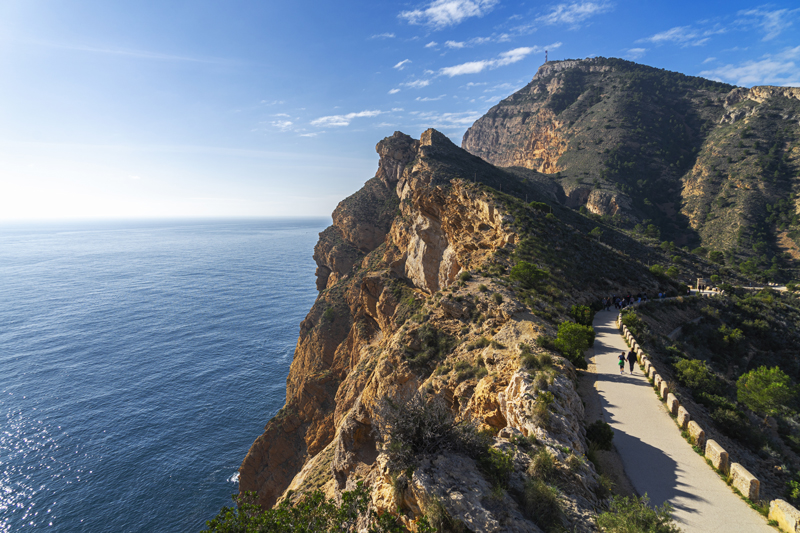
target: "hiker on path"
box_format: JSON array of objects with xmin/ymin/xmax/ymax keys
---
[
  {"xmin": 618, "ymin": 352, "xmax": 626, "ymax": 374},
  {"xmin": 627, "ymin": 349, "xmax": 637, "ymax": 374}
]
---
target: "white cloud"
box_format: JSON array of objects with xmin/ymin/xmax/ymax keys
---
[
  {"xmin": 400, "ymin": 0, "xmax": 499, "ymax": 29},
  {"xmin": 639, "ymin": 24, "xmax": 725, "ymax": 47},
  {"xmin": 389, "ymin": 88, "xmax": 401, "ymax": 94},
  {"xmin": 394, "ymin": 59, "xmax": 412, "ymax": 70},
  {"xmin": 440, "ymin": 44, "xmax": 560, "ymax": 76},
  {"xmin": 465, "ymin": 81, "xmax": 487, "ymax": 87},
  {"xmin": 736, "ymin": 7, "xmax": 800, "ymax": 41},
  {"xmin": 299, "ymin": 132, "xmax": 320, "ymax": 137},
  {"xmin": 310, "ymin": 110, "xmax": 383, "ymax": 127},
  {"xmin": 425, "ymin": 41, "xmax": 439, "ymax": 48},
  {"xmin": 536, "ymin": 2, "xmax": 613, "ymax": 27},
  {"xmin": 416, "ymin": 94, "xmax": 447, "ymax": 101},
  {"xmin": 625, "ymin": 47, "xmax": 646, "ymax": 59},
  {"xmin": 699, "ymin": 46, "xmax": 800, "ymax": 86},
  {"xmin": 702, "ymin": 56, "xmax": 716, "ymax": 64},
  {"xmin": 411, "ymin": 110, "xmax": 483, "ymax": 129},
  {"xmin": 371, "ymin": 32, "xmax": 396, "ymax": 39},
  {"xmin": 391, "ymin": 108, "xmax": 404, "ymax": 111},
  {"xmin": 260, "ymin": 99, "xmax": 285, "ymax": 105},
  {"xmin": 272, "ymin": 113, "xmax": 291, "ymax": 117},
  {"xmin": 403, "ymin": 79, "xmax": 432, "ymax": 88},
  {"xmin": 271, "ymin": 120, "xmax": 294, "ymax": 131},
  {"xmin": 446, "ymin": 40, "xmax": 466, "ymax": 48}
]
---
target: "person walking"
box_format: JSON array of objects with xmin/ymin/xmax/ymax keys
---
[
  {"xmin": 618, "ymin": 352, "xmax": 626, "ymax": 374},
  {"xmin": 627, "ymin": 349, "xmax": 637, "ymax": 374}
]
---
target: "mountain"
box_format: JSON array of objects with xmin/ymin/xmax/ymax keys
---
[{"xmin": 462, "ymin": 57, "xmax": 800, "ymax": 282}]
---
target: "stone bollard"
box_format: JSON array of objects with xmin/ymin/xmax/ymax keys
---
[
  {"xmin": 769, "ymin": 499, "xmax": 800, "ymax": 533},
  {"xmin": 705, "ymin": 440, "xmax": 729, "ymax": 474},
  {"xmin": 677, "ymin": 406, "xmax": 691, "ymax": 429},
  {"xmin": 730, "ymin": 463, "xmax": 760, "ymax": 501},
  {"xmin": 648, "ymin": 366, "xmax": 657, "ymax": 380},
  {"xmin": 659, "ymin": 380, "xmax": 670, "ymax": 399},
  {"xmin": 688, "ymin": 421, "xmax": 705, "ymax": 449},
  {"xmin": 654, "ymin": 375, "xmax": 663, "ymax": 394},
  {"xmin": 666, "ymin": 393, "xmax": 679, "ymax": 415}
]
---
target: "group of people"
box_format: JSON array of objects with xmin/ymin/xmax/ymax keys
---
[{"xmin": 602, "ymin": 293, "xmax": 649, "ymax": 310}]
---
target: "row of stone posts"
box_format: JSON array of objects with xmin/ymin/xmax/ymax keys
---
[{"xmin": 615, "ymin": 311, "xmax": 800, "ymax": 532}]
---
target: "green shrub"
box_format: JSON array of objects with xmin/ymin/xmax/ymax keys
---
[
  {"xmin": 521, "ymin": 479, "xmax": 561, "ymax": 531},
  {"xmin": 203, "ymin": 483, "xmax": 417, "ymax": 532},
  {"xmin": 570, "ymin": 304, "xmax": 594, "ymax": 326},
  {"xmin": 555, "ymin": 321, "xmax": 593, "ymax": 369},
  {"xmin": 493, "ymin": 292, "xmax": 504, "ymax": 304},
  {"xmin": 596, "ymin": 494, "xmax": 681, "ymax": 533},
  {"xmin": 478, "ymin": 447, "xmax": 515, "ymax": 488},
  {"xmin": 586, "ymin": 420, "xmax": 614, "ymax": 450},
  {"xmin": 405, "ymin": 324, "xmax": 455, "ymax": 369},
  {"xmin": 510, "ymin": 261, "xmax": 549, "ymax": 288},
  {"xmin": 649, "ymin": 265, "xmax": 666, "ymax": 277},
  {"xmin": 737, "ymin": 366, "xmax": 796, "ymax": 416},
  {"xmin": 478, "ymin": 284, "xmax": 488, "ymax": 292},
  {"xmin": 620, "ymin": 311, "xmax": 645, "ymax": 338},
  {"xmin": 528, "ymin": 448, "xmax": 555, "ymax": 480},
  {"xmin": 529, "ymin": 200, "xmax": 551, "ymax": 213},
  {"xmin": 373, "ymin": 394, "xmax": 490, "ymax": 472},
  {"xmin": 322, "ymin": 307, "xmax": 336, "ymax": 322},
  {"xmin": 459, "ymin": 271, "xmax": 472, "ymax": 282},
  {"xmin": 709, "ymin": 250, "xmax": 725, "ymax": 264},
  {"xmin": 674, "ymin": 359, "xmax": 720, "ymax": 393},
  {"xmin": 466, "ymin": 337, "xmax": 491, "ymax": 350}
]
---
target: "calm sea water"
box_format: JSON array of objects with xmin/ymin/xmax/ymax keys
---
[{"xmin": 0, "ymin": 218, "xmax": 327, "ymax": 532}]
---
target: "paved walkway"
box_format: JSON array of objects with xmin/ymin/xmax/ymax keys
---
[{"xmin": 591, "ymin": 309, "xmax": 772, "ymax": 533}]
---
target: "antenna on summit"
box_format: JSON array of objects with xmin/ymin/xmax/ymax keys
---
[{"xmin": 545, "ymin": 49, "xmax": 548, "ymax": 63}]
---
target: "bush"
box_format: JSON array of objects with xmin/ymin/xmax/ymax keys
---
[
  {"xmin": 510, "ymin": 261, "xmax": 549, "ymax": 288},
  {"xmin": 478, "ymin": 284, "xmax": 488, "ymax": 292},
  {"xmin": 373, "ymin": 394, "xmax": 490, "ymax": 472},
  {"xmin": 555, "ymin": 321, "xmax": 594, "ymax": 369},
  {"xmin": 322, "ymin": 307, "xmax": 336, "ymax": 322},
  {"xmin": 203, "ymin": 483, "xmax": 419, "ymax": 533},
  {"xmin": 459, "ymin": 271, "xmax": 472, "ymax": 282},
  {"xmin": 596, "ymin": 494, "xmax": 681, "ymax": 533},
  {"xmin": 709, "ymin": 250, "xmax": 725, "ymax": 264},
  {"xmin": 586, "ymin": 420, "xmax": 614, "ymax": 450},
  {"xmin": 404, "ymin": 324, "xmax": 455, "ymax": 369},
  {"xmin": 529, "ymin": 200, "xmax": 551, "ymax": 213},
  {"xmin": 737, "ymin": 366, "xmax": 796, "ymax": 416},
  {"xmin": 620, "ymin": 311, "xmax": 645, "ymax": 338},
  {"xmin": 521, "ymin": 478, "xmax": 561, "ymax": 531},
  {"xmin": 528, "ymin": 448, "xmax": 555, "ymax": 480},
  {"xmin": 649, "ymin": 265, "xmax": 666, "ymax": 277},
  {"xmin": 478, "ymin": 447, "xmax": 514, "ymax": 488},
  {"xmin": 570, "ymin": 304, "xmax": 594, "ymax": 326},
  {"xmin": 674, "ymin": 359, "xmax": 720, "ymax": 393},
  {"xmin": 493, "ymin": 292, "xmax": 504, "ymax": 304}
]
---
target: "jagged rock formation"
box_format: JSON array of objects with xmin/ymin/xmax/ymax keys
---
[
  {"xmin": 462, "ymin": 58, "xmax": 800, "ymax": 274},
  {"xmin": 239, "ymin": 127, "xmax": 679, "ymax": 530}
]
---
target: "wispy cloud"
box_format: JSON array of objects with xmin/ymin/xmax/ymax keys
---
[
  {"xmin": 416, "ymin": 94, "xmax": 447, "ymax": 101},
  {"xmin": 310, "ymin": 110, "xmax": 383, "ymax": 127},
  {"xmin": 371, "ymin": 32, "xmax": 396, "ymax": 39},
  {"xmin": 299, "ymin": 132, "xmax": 321, "ymax": 137},
  {"xmin": 536, "ymin": 2, "xmax": 613, "ymax": 28},
  {"xmin": 440, "ymin": 44, "xmax": 560, "ymax": 76},
  {"xmin": 400, "ymin": 0, "xmax": 499, "ymax": 29},
  {"xmin": 702, "ymin": 56, "xmax": 716, "ymax": 64},
  {"xmin": 638, "ymin": 24, "xmax": 725, "ymax": 47},
  {"xmin": 25, "ymin": 39, "xmax": 232, "ymax": 64},
  {"xmin": 410, "ymin": 110, "xmax": 483, "ymax": 129},
  {"xmin": 389, "ymin": 88, "xmax": 402, "ymax": 94},
  {"xmin": 736, "ymin": 7, "xmax": 800, "ymax": 41},
  {"xmin": 403, "ymin": 79, "xmax": 432, "ymax": 88},
  {"xmin": 425, "ymin": 41, "xmax": 439, "ymax": 48},
  {"xmin": 700, "ymin": 45, "xmax": 800, "ymax": 86},
  {"xmin": 625, "ymin": 47, "xmax": 646, "ymax": 59},
  {"xmin": 394, "ymin": 59, "xmax": 412, "ymax": 70},
  {"xmin": 446, "ymin": 40, "xmax": 467, "ymax": 49}
]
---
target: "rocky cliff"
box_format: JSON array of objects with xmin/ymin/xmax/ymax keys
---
[
  {"xmin": 239, "ymin": 128, "xmax": 678, "ymax": 530},
  {"xmin": 462, "ymin": 58, "xmax": 800, "ymax": 279}
]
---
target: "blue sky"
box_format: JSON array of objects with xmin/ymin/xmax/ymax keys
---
[{"xmin": 0, "ymin": 0, "xmax": 798, "ymax": 220}]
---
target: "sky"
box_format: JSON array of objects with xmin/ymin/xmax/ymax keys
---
[{"xmin": 0, "ymin": 0, "xmax": 799, "ymax": 220}]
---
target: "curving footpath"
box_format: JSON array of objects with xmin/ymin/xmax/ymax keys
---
[{"xmin": 591, "ymin": 308, "xmax": 773, "ymax": 533}]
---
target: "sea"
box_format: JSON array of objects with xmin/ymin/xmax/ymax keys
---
[{"xmin": 0, "ymin": 218, "xmax": 328, "ymax": 532}]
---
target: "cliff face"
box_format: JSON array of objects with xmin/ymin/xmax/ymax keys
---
[
  {"xmin": 239, "ymin": 127, "xmax": 677, "ymax": 529},
  {"xmin": 462, "ymin": 58, "xmax": 800, "ymax": 274}
]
